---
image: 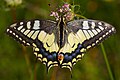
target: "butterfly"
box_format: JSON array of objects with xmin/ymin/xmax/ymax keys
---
[{"xmin": 6, "ymin": 3, "xmax": 116, "ymax": 72}]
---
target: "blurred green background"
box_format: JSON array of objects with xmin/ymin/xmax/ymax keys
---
[{"xmin": 0, "ymin": 0, "xmax": 120, "ymax": 80}]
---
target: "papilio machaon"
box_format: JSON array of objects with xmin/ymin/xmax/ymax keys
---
[{"xmin": 6, "ymin": 3, "xmax": 116, "ymax": 71}]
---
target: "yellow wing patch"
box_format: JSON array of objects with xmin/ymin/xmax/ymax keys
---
[
  {"xmin": 38, "ymin": 31, "xmax": 59, "ymax": 53},
  {"xmin": 59, "ymin": 32, "xmax": 80, "ymax": 53},
  {"xmin": 38, "ymin": 31, "xmax": 47, "ymax": 41},
  {"xmin": 77, "ymin": 30, "xmax": 87, "ymax": 44}
]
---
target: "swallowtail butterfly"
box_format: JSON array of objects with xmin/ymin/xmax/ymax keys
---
[{"xmin": 6, "ymin": 3, "xmax": 116, "ymax": 71}]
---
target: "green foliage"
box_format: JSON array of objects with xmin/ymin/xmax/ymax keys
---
[{"xmin": 0, "ymin": 0, "xmax": 120, "ymax": 80}]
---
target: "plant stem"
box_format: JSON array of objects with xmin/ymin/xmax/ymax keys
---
[
  {"xmin": 34, "ymin": 62, "xmax": 37, "ymax": 80},
  {"xmin": 22, "ymin": 46, "xmax": 34, "ymax": 80},
  {"xmin": 100, "ymin": 43, "xmax": 114, "ymax": 80}
]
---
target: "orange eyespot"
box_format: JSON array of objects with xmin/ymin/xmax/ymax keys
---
[{"xmin": 58, "ymin": 54, "xmax": 64, "ymax": 61}]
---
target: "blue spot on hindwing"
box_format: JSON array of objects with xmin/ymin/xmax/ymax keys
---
[
  {"xmin": 52, "ymin": 52, "xmax": 57, "ymax": 60},
  {"xmin": 64, "ymin": 54, "xmax": 69, "ymax": 62},
  {"xmin": 68, "ymin": 56, "xmax": 72, "ymax": 61},
  {"xmin": 78, "ymin": 44, "xmax": 83, "ymax": 49},
  {"xmin": 75, "ymin": 49, "xmax": 79, "ymax": 54},
  {"xmin": 47, "ymin": 55, "xmax": 53, "ymax": 60},
  {"xmin": 43, "ymin": 52, "xmax": 48, "ymax": 57},
  {"xmin": 72, "ymin": 53, "xmax": 76, "ymax": 58}
]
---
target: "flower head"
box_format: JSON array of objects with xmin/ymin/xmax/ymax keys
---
[
  {"xmin": 50, "ymin": 11, "xmax": 59, "ymax": 21},
  {"xmin": 50, "ymin": 3, "xmax": 74, "ymax": 21}
]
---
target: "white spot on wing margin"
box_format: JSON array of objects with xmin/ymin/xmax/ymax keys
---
[{"xmin": 33, "ymin": 20, "xmax": 40, "ymax": 29}]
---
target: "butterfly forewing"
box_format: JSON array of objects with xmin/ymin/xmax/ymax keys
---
[
  {"xmin": 6, "ymin": 19, "xmax": 60, "ymax": 70},
  {"xmin": 6, "ymin": 20, "xmax": 56, "ymax": 45},
  {"xmin": 67, "ymin": 19, "xmax": 115, "ymax": 50}
]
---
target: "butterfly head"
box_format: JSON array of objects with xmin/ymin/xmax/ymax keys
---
[{"xmin": 50, "ymin": 3, "xmax": 74, "ymax": 22}]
